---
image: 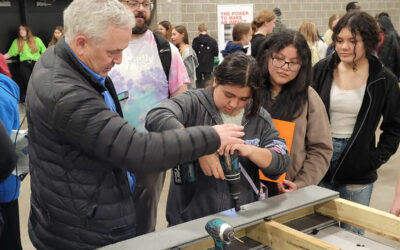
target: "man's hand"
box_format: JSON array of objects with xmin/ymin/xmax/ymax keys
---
[
  {"xmin": 198, "ymin": 153, "xmax": 224, "ymax": 180},
  {"xmin": 277, "ymin": 180, "xmax": 297, "ymax": 194},
  {"xmin": 219, "ymin": 144, "xmax": 254, "ymax": 157},
  {"xmin": 213, "ymin": 124, "xmax": 244, "ymax": 150}
]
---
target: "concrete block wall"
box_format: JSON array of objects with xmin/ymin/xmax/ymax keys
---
[{"xmin": 155, "ymin": 0, "xmax": 400, "ymax": 45}]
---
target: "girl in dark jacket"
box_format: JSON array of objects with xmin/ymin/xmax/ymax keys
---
[
  {"xmin": 146, "ymin": 53, "xmax": 290, "ymax": 226},
  {"xmin": 250, "ymin": 9, "xmax": 276, "ymax": 58},
  {"xmin": 313, "ymin": 11, "xmax": 400, "ymax": 234}
]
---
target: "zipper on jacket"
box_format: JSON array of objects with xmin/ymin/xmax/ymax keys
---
[
  {"xmin": 329, "ymin": 77, "xmax": 384, "ymax": 184},
  {"xmin": 242, "ymin": 119, "xmax": 249, "ymax": 127}
]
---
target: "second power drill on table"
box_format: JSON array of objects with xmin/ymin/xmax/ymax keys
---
[{"xmin": 205, "ymin": 218, "xmax": 243, "ymax": 250}]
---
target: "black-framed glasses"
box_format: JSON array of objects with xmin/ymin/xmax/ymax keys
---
[
  {"xmin": 121, "ymin": 0, "xmax": 153, "ymax": 10},
  {"xmin": 271, "ymin": 56, "xmax": 301, "ymax": 72}
]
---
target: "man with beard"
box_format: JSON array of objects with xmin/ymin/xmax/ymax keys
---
[{"xmin": 109, "ymin": 0, "xmax": 190, "ymax": 235}]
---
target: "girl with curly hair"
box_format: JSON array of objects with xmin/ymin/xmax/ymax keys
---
[{"xmin": 313, "ymin": 11, "xmax": 400, "ymax": 234}]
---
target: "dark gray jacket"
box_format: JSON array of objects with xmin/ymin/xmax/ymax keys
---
[
  {"xmin": 146, "ymin": 88, "xmax": 290, "ymax": 226},
  {"xmin": 26, "ymin": 38, "xmax": 221, "ymax": 250}
]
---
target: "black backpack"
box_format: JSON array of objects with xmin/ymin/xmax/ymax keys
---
[{"xmin": 153, "ymin": 33, "xmax": 171, "ymax": 82}]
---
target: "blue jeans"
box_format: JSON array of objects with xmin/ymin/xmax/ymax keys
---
[
  {"xmin": 329, "ymin": 138, "xmax": 349, "ymax": 176},
  {"xmin": 319, "ymin": 138, "xmax": 374, "ymax": 235}
]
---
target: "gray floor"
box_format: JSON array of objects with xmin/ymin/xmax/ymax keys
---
[{"xmin": 18, "ymin": 109, "xmax": 400, "ymax": 249}]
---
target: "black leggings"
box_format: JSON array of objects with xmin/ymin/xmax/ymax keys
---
[{"xmin": 19, "ymin": 60, "xmax": 36, "ymax": 103}]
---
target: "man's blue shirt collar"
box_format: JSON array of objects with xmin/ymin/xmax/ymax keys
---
[
  {"xmin": 64, "ymin": 41, "xmax": 116, "ymax": 113},
  {"xmin": 65, "ymin": 41, "xmax": 106, "ymax": 86}
]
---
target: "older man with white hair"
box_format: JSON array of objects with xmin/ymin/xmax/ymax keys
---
[{"xmin": 26, "ymin": 0, "xmax": 244, "ymax": 249}]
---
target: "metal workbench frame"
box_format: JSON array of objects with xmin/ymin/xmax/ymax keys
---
[{"xmin": 100, "ymin": 185, "xmax": 339, "ymax": 250}]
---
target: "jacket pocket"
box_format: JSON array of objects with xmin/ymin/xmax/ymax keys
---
[
  {"xmin": 180, "ymin": 175, "xmax": 220, "ymax": 222},
  {"xmin": 180, "ymin": 185, "xmax": 201, "ymax": 218},
  {"xmin": 368, "ymin": 149, "xmax": 383, "ymax": 171}
]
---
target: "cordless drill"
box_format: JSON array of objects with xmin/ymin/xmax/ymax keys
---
[
  {"xmin": 205, "ymin": 218, "xmax": 243, "ymax": 250},
  {"xmin": 219, "ymin": 151, "xmax": 241, "ymax": 211}
]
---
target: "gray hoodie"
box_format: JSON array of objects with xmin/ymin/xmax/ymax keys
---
[
  {"xmin": 146, "ymin": 88, "xmax": 290, "ymax": 226},
  {"xmin": 182, "ymin": 47, "xmax": 198, "ymax": 89}
]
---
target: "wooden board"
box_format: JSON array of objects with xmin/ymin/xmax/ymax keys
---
[
  {"xmin": 315, "ymin": 198, "xmax": 400, "ymax": 242},
  {"xmin": 273, "ymin": 206, "xmax": 315, "ymax": 224},
  {"xmin": 246, "ymin": 220, "xmax": 340, "ymax": 250}
]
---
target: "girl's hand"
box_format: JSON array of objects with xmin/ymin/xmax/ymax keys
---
[
  {"xmin": 198, "ymin": 153, "xmax": 224, "ymax": 180},
  {"xmin": 277, "ymin": 180, "xmax": 298, "ymax": 194}
]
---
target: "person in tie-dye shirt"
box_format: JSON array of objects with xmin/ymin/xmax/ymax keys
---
[{"xmin": 109, "ymin": 0, "xmax": 190, "ymax": 236}]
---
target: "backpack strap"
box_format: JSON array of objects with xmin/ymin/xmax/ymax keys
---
[{"xmin": 153, "ymin": 33, "xmax": 172, "ymax": 82}]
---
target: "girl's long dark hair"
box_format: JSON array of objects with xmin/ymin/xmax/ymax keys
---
[
  {"xmin": 48, "ymin": 26, "xmax": 64, "ymax": 47},
  {"xmin": 257, "ymin": 29, "xmax": 311, "ymax": 121},
  {"xmin": 213, "ymin": 52, "xmax": 261, "ymax": 119}
]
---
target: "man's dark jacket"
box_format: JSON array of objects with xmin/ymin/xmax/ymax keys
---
[
  {"xmin": 192, "ymin": 34, "xmax": 219, "ymax": 73},
  {"xmin": 313, "ymin": 53, "xmax": 400, "ymax": 185},
  {"xmin": 378, "ymin": 31, "xmax": 400, "ymax": 79},
  {"xmin": 26, "ymin": 38, "xmax": 221, "ymax": 250}
]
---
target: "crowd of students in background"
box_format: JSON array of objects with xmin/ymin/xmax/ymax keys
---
[
  {"xmin": 0, "ymin": 0, "xmax": 399, "ymax": 249},
  {"xmin": 3, "ymin": 5, "xmax": 398, "ymax": 99},
  {"xmin": 1, "ymin": 25, "xmax": 64, "ymax": 104},
  {"xmin": 159, "ymin": 3, "xmax": 399, "ymax": 89}
]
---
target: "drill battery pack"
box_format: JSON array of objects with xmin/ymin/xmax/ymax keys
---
[{"xmin": 173, "ymin": 162, "xmax": 198, "ymax": 185}]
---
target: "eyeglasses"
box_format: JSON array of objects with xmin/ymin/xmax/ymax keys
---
[
  {"xmin": 121, "ymin": 1, "xmax": 153, "ymax": 10},
  {"xmin": 271, "ymin": 56, "xmax": 301, "ymax": 72}
]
